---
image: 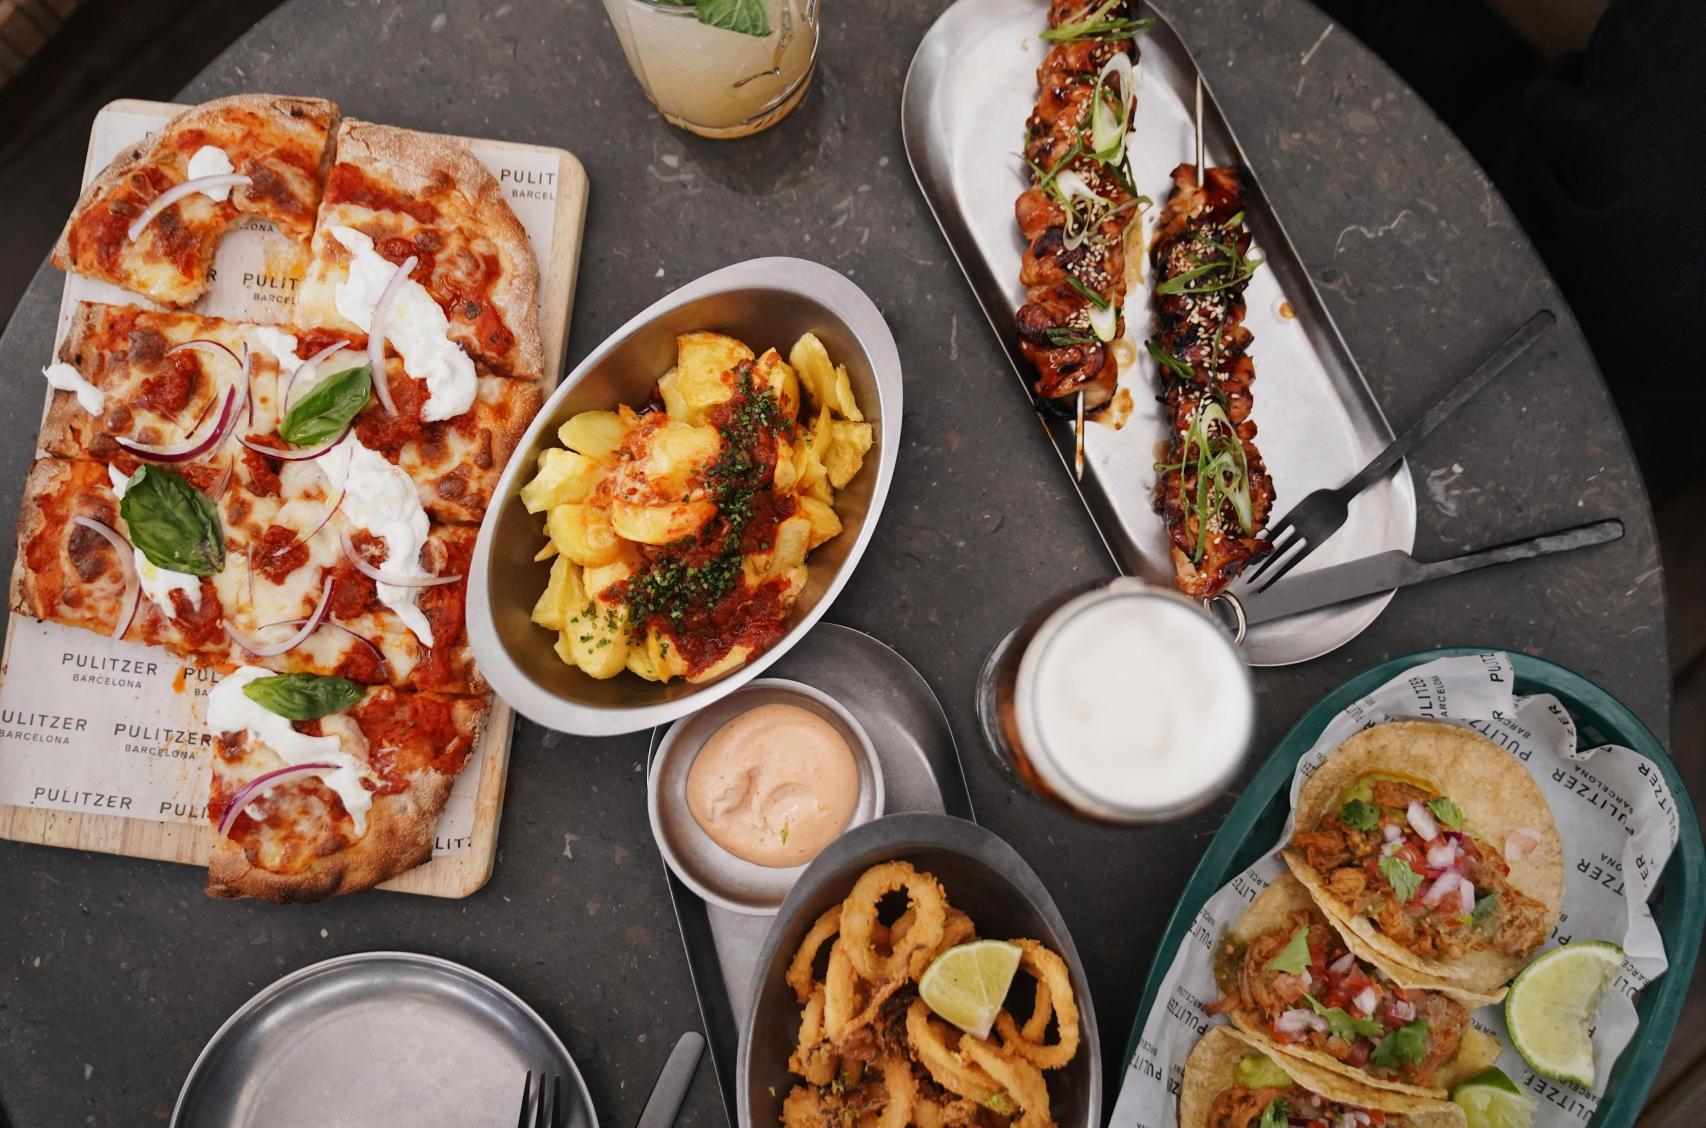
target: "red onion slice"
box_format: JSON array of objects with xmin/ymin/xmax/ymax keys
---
[
  {"xmin": 1505, "ymin": 827, "xmax": 1541, "ymax": 861},
  {"xmin": 1420, "ymin": 871, "xmax": 1462, "ymax": 908},
  {"xmin": 1406, "ymin": 799, "xmax": 1439, "ymax": 842},
  {"xmin": 1387, "ymin": 997, "xmax": 1416, "ymax": 1023},
  {"xmin": 222, "ymin": 576, "xmax": 333, "ymax": 656},
  {"xmin": 216, "ymin": 761, "xmax": 337, "ymax": 836},
  {"xmin": 338, "ymin": 527, "xmax": 460, "ymax": 587},
  {"xmin": 71, "ymin": 516, "xmax": 138, "ymax": 640},
  {"xmin": 209, "ymin": 457, "xmax": 234, "ymax": 501},
  {"xmin": 256, "ymin": 614, "xmax": 386, "ymax": 671},
  {"xmin": 1328, "ymin": 951, "xmax": 1357, "ymax": 977},
  {"xmin": 366, "ymin": 254, "xmax": 417, "ymax": 415},
  {"xmin": 221, "ymin": 344, "xmax": 254, "ymax": 439},
  {"xmin": 282, "ymin": 341, "xmax": 350, "ymax": 411},
  {"xmin": 1274, "ymin": 1008, "xmax": 1327, "ymax": 1037},
  {"xmin": 1457, "ymin": 877, "xmax": 1477, "ymax": 916},
  {"xmin": 114, "ymin": 385, "xmax": 234, "ymax": 461},
  {"xmin": 166, "ymin": 339, "xmax": 239, "ymax": 365},
  {"xmin": 127, "ymin": 174, "xmax": 253, "ymax": 241},
  {"xmin": 238, "ymin": 423, "xmax": 352, "ymax": 461},
  {"xmin": 1425, "ymin": 841, "xmax": 1459, "ymax": 870}
]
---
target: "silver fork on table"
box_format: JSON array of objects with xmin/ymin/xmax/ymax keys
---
[
  {"xmin": 516, "ymin": 1069, "xmax": 565, "ymax": 1128},
  {"xmin": 1242, "ymin": 308, "xmax": 1556, "ymax": 592}
]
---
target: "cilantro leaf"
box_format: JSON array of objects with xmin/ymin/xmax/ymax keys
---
[
  {"xmin": 1370, "ymin": 1019, "xmax": 1431, "ymax": 1068},
  {"xmin": 1379, "ymin": 855, "xmax": 1424, "ymax": 903},
  {"xmin": 1426, "ymin": 795, "xmax": 1464, "ymax": 829},
  {"xmin": 1266, "ymin": 925, "xmax": 1312, "ymax": 975},
  {"xmin": 1340, "ymin": 798, "xmax": 1379, "ymax": 831},
  {"xmin": 1303, "ymin": 993, "xmax": 1385, "ymax": 1042},
  {"xmin": 1471, "ymin": 891, "xmax": 1498, "ymax": 927},
  {"xmin": 1258, "ymin": 1098, "xmax": 1292, "ymax": 1128}
]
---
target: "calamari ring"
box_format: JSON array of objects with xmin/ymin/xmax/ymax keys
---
[
  {"xmin": 788, "ymin": 985, "xmax": 838, "ymax": 1086},
  {"xmin": 993, "ymin": 939, "xmax": 1078, "ymax": 1070},
  {"xmin": 787, "ymin": 907, "xmax": 842, "ymax": 1003},
  {"xmin": 865, "ymin": 1056, "xmax": 915, "ymax": 1128},
  {"xmin": 960, "ymin": 1037, "xmax": 1055, "ymax": 1128},
  {"xmin": 907, "ymin": 908, "xmax": 979, "ymax": 981},
  {"xmin": 840, "ymin": 862, "xmax": 947, "ymax": 983},
  {"xmin": 905, "ymin": 999, "xmax": 1001, "ymax": 1103},
  {"xmin": 824, "ymin": 940, "xmax": 864, "ymax": 1041},
  {"xmin": 1020, "ymin": 976, "xmax": 1054, "ymax": 1044}
]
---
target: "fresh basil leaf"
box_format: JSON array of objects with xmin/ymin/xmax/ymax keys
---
[
  {"xmin": 693, "ymin": 0, "xmax": 770, "ymax": 37},
  {"xmin": 241, "ymin": 673, "xmax": 366, "ymax": 721},
  {"xmin": 1266, "ymin": 925, "xmax": 1312, "ymax": 975},
  {"xmin": 1471, "ymin": 891, "xmax": 1499, "ymax": 927},
  {"xmin": 1303, "ymin": 993, "xmax": 1385, "ymax": 1042},
  {"xmin": 279, "ymin": 365, "xmax": 371, "ymax": 447},
  {"xmin": 1379, "ymin": 855, "xmax": 1424, "ymax": 903},
  {"xmin": 1257, "ymin": 1098, "xmax": 1291, "ymax": 1128},
  {"xmin": 1369, "ymin": 1019, "xmax": 1431, "ymax": 1068},
  {"xmin": 1426, "ymin": 795, "xmax": 1465, "ymax": 829},
  {"xmin": 118, "ymin": 465, "xmax": 224, "ymax": 576},
  {"xmin": 1340, "ymin": 798, "xmax": 1379, "ymax": 831}
]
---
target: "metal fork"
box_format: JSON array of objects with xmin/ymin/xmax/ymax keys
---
[
  {"xmin": 1242, "ymin": 309, "xmax": 1556, "ymax": 592},
  {"xmin": 516, "ymin": 1069, "xmax": 565, "ymax": 1128}
]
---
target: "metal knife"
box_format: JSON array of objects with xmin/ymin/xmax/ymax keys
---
[
  {"xmin": 634, "ymin": 1031, "xmax": 705, "ymax": 1128},
  {"xmin": 1217, "ymin": 518, "xmax": 1624, "ymax": 629}
]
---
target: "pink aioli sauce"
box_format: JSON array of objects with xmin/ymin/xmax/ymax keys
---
[{"xmin": 685, "ymin": 703, "xmax": 859, "ymax": 868}]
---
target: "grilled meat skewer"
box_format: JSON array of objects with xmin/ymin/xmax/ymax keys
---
[
  {"xmin": 1150, "ymin": 162, "xmax": 1275, "ymax": 597},
  {"xmin": 1015, "ymin": 0, "xmax": 1145, "ymax": 414}
]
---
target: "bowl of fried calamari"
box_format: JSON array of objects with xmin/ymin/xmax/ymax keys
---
[{"xmin": 738, "ymin": 814, "xmax": 1100, "ymax": 1128}]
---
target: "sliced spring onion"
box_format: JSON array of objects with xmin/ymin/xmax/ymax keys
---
[
  {"xmin": 1146, "ymin": 338, "xmax": 1193, "ymax": 382},
  {"xmin": 1053, "ymin": 171, "xmax": 1107, "ymax": 250},
  {"xmin": 366, "ymin": 255, "xmax": 417, "ymax": 415},
  {"xmin": 1089, "ymin": 52, "xmax": 1135, "ymax": 164},
  {"xmin": 70, "ymin": 516, "xmax": 139, "ymax": 640},
  {"xmin": 1087, "ymin": 299, "xmax": 1118, "ymax": 342},
  {"xmin": 126, "ymin": 174, "xmax": 252, "ymax": 242},
  {"xmin": 1040, "ymin": 0, "xmax": 1155, "ymax": 43},
  {"xmin": 1154, "ymin": 400, "xmax": 1255, "ymax": 561}
]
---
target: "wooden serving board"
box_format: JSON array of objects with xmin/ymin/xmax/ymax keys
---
[{"xmin": 0, "ymin": 99, "xmax": 589, "ymax": 899}]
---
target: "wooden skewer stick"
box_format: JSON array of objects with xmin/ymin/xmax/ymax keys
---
[
  {"xmin": 1074, "ymin": 390, "xmax": 1086, "ymax": 479},
  {"xmin": 1194, "ymin": 75, "xmax": 1205, "ymax": 178}
]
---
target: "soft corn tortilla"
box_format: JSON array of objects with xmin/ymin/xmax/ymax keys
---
[
  {"xmin": 1216, "ymin": 874, "xmax": 1502, "ymax": 1098},
  {"xmin": 1180, "ymin": 1026, "xmax": 1467, "ymax": 1128},
  {"xmin": 1279, "ymin": 720, "xmax": 1564, "ymax": 995}
]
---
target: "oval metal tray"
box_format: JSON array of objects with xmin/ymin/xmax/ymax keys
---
[
  {"xmin": 902, "ymin": 0, "xmax": 1419, "ymax": 665},
  {"xmin": 1117, "ymin": 648, "xmax": 1703, "ymax": 1128}
]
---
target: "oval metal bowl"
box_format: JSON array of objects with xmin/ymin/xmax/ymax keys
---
[
  {"xmin": 468, "ymin": 258, "xmax": 902, "ymax": 736},
  {"xmin": 736, "ymin": 813, "xmax": 1101, "ymax": 1128}
]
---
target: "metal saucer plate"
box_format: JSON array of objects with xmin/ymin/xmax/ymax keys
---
[{"xmin": 171, "ymin": 951, "xmax": 597, "ymax": 1128}]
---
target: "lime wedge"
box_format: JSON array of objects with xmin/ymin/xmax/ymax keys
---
[
  {"xmin": 1452, "ymin": 1067, "xmax": 1535, "ymax": 1128},
  {"xmin": 919, "ymin": 939, "xmax": 1023, "ymax": 1039},
  {"xmin": 1505, "ymin": 940, "xmax": 1624, "ymax": 1088}
]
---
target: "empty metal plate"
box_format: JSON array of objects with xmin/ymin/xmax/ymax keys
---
[{"xmin": 171, "ymin": 952, "xmax": 596, "ymax": 1128}]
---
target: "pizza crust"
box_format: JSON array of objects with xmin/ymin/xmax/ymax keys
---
[
  {"xmin": 206, "ymin": 767, "xmax": 454, "ymax": 902},
  {"xmin": 51, "ymin": 94, "xmax": 340, "ymax": 307},
  {"xmin": 306, "ymin": 119, "xmax": 545, "ymax": 381}
]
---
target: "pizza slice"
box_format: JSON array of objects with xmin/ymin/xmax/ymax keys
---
[
  {"xmin": 52, "ymin": 95, "xmax": 339, "ymax": 307},
  {"xmin": 43, "ymin": 303, "xmax": 543, "ymax": 524},
  {"xmin": 10, "ymin": 454, "xmax": 486, "ymax": 694},
  {"xmin": 205, "ymin": 668, "xmax": 486, "ymax": 901},
  {"xmin": 296, "ymin": 119, "xmax": 544, "ymax": 382}
]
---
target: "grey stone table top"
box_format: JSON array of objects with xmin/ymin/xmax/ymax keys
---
[{"xmin": 0, "ymin": 1, "xmax": 1670, "ymax": 1125}]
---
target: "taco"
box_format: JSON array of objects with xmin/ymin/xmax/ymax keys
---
[
  {"xmin": 1280, "ymin": 721, "xmax": 1564, "ymax": 995},
  {"xmin": 1207, "ymin": 874, "xmax": 1501, "ymax": 1097},
  {"xmin": 1179, "ymin": 1026, "xmax": 1466, "ymax": 1128}
]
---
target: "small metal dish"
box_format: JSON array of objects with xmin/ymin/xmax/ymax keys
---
[
  {"xmin": 737, "ymin": 813, "xmax": 1101, "ymax": 1128},
  {"xmin": 466, "ymin": 257, "xmax": 902, "ymax": 736},
  {"xmin": 649, "ymin": 677, "xmax": 885, "ymax": 916}
]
